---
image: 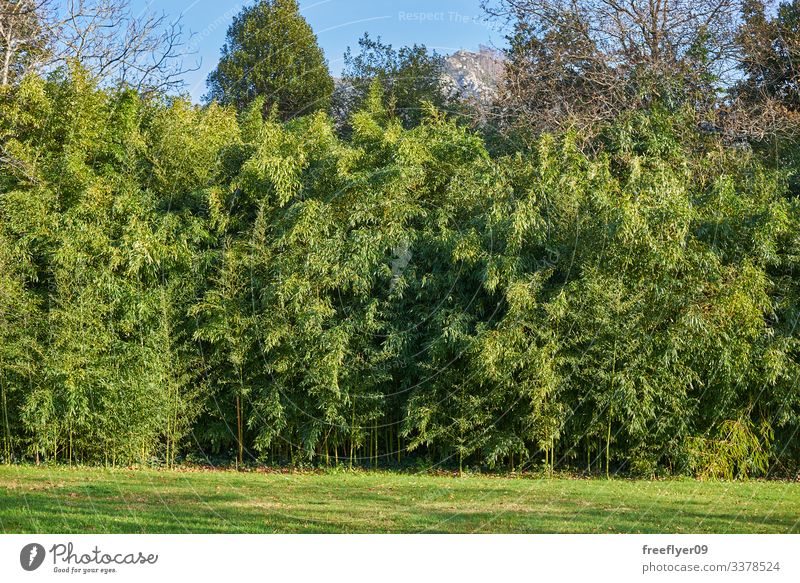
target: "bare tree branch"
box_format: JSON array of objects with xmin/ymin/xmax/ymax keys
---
[
  {"xmin": 0, "ymin": 0, "xmax": 199, "ymax": 94},
  {"xmin": 483, "ymin": 0, "xmax": 744, "ymax": 139}
]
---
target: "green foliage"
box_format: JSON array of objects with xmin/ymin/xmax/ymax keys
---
[
  {"xmin": 738, "ymin": 0, "xmax": 800, "ymax": 111},
  {"xmin": 688, "ymin": 418, "xmax": 773, "ymax": 480},
  {"xmin": 206, "ymin": 0, "xmax": 334, "ymax": 120},
  {"xmin": 0, "ymin": 66, "xmax": 230, "ymax": 464},
  {"xmin": 1, "ymin": 63, "xmax": 798, "ymax": 477},
  {"xmin": 338, "ymin": 34, "xmax": 451, "ymax": 128}
]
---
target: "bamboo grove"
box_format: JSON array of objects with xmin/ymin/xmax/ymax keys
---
[{"xmin": 0, "ymin": 64, "xmax": 799, "ymax": 478}]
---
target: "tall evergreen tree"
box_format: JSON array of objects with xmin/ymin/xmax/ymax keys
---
[{"xmin": 206, "ymin": 0, "xmax": 334, "ymax": 120}]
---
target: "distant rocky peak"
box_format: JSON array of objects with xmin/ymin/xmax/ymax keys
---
[{"xmin": 442, "ymin": 46, "xmax": 505, "ymax": 103}]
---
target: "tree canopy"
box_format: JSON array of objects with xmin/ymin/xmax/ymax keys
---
[{"xmin": 206, "ymin": 0, "xmax": 334, "ymax": 120}]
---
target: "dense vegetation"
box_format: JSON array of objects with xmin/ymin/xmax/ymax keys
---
[{"xmin": 1, "ymin": 0, "xmax": 799, "ymax": 479}]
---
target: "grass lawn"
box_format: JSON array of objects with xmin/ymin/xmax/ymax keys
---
[{"xmin": 0, "ymin": 465, "xmax": 798, "ymax": 533}]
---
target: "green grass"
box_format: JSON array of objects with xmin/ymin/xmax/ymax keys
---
[{"xmin": 0, "ymin": 465, "xmax": 798, "ymax": 533}]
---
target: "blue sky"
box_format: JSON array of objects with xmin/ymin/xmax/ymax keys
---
[{"xmin": 130, "ymin": 0, "xmax": 508, "ymax": 102}]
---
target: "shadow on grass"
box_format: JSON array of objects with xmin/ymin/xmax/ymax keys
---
[{"xmin": 1, "ymin": 468, "xmax": 798, "ymax": 534}]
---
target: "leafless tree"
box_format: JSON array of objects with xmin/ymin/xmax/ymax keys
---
[
  {"xmin": 0, "ymin": 0, "xmax": 48, "ymax": 86},
  {"xmin": 488, "ymin": 0, "xmax": 741, "ymax": 67},
  {"xmin": 483, "ymin": 0, "xmax": 744, "ymax": 137},
  {"xmin": 0, "ymin": 0, "xmax": 198, "ymax": 94}
]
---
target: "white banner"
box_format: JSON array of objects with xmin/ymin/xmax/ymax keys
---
[{"xmin": 1, "ymin": 534, "xmax": 797, "ymax": 582}]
